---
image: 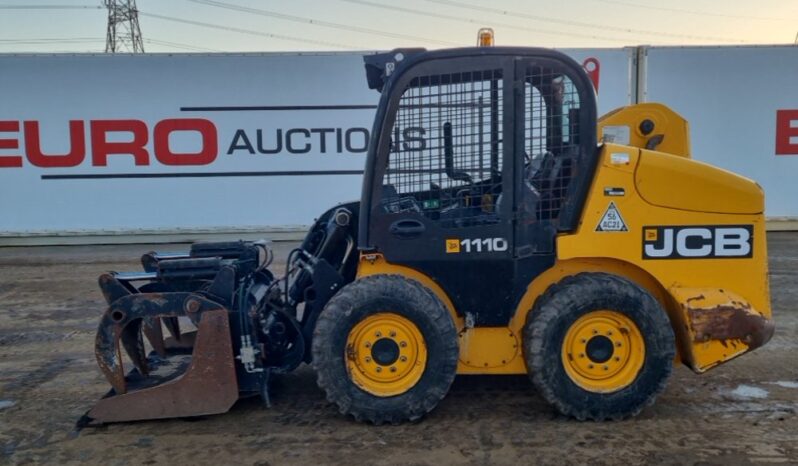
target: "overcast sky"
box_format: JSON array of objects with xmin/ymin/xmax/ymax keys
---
[{"xmin": 0, "ymin": 0, "xmax": 796, "ymax": 53}]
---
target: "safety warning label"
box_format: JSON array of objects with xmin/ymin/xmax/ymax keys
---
[{"xmin": 596, "ymin": 202, "xmax": 628, "ymax": 232}]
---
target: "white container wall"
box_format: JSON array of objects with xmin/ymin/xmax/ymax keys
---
[
  {"xmin": 641, "ymin": 45, "xmax": 798, "ymax": 218},
  {"xmin": 560, "ymin": 47, "xmax": 635, "ymax": 115},
  {"xmin": 1, "ymin": 46, "xmax": 794, "ymax": 243}
]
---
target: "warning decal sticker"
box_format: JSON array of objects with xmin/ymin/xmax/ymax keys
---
[{"xmin": 596, "ymin": 202, "xmax": 628, "ymax": 232}]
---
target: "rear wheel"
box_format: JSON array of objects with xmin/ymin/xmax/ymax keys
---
[
  {"xmin": 311, "ymin": 274, "xmax": 458, "ymax": 424},
  {"xmin": 524, "ymin": 272, "xmax": 675, "ymax": 420}
]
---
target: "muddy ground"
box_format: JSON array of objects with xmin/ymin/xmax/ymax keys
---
[{"xmin": 0, "ymin": 234, "xmax": 797, "ymax": 465}]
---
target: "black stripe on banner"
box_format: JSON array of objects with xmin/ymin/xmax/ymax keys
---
[
  {"xmin": 180, "ymin": 105, "xmax": 378, "ymax": 112},
  {"xmin": 41, "ymin": 170, "xmax": 364, "ymax": 180}
]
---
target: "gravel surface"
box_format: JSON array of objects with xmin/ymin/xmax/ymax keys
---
[{"xmin": 1, "ymin": 234, "xmax": 796, "ymax": 465}]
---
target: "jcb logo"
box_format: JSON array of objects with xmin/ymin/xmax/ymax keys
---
[{"xmin": 642, "ymin": 225, "xmax": 753, "ymax": 259}]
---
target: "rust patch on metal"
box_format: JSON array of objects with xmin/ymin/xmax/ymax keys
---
[
  {"xmin": 685, "ymin": 294, "xmax": 705, "ymax": 304},
  {"xmin": 142, "ymin": 317, "xmax": 167, "ymax": 357},
  {"xmin": 687, "ymin": 304, "xmax": 775, "ymax": 350}
]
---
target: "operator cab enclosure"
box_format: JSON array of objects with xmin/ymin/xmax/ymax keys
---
[{"xmin": 361, "ymin": 47, "xmax": 598, "ymax": 326}]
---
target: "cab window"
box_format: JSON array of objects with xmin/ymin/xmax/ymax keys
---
[{"xmin": 381, "ymin": 69, "xmax": 504, "ymax": 228}]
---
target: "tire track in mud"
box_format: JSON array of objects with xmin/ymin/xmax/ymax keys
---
[{"xmin": 2, "ymin": 356, "xmax": 75, "ymax": 396}]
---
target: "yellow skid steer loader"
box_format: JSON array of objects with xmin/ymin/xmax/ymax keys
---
[{"xmin": 81, "ymin": 40, "xmax": 773, "ymax": 426}]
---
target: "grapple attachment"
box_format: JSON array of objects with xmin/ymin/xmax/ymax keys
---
[
  {"xmin": 81, "ymin": 241, "xmax": 274, "ymax": 426},
  {"xmin": 82, "ymin": 205, "xmax": 357, "ymax": 426}
]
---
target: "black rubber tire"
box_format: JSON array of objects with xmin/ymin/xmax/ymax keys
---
[
  {"xmin": 524, "ymin": 272, "xmax": 675, "ymax": 421},
  {"xmin": 311, "ymin": 274, "xmax": 458, "ymax": 425}
]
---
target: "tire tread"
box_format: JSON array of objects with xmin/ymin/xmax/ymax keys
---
[
  {"xmin": 524, "ymin": 272, "xmax": 675, "ymax": 421},
  {"xmin": 312, "ymin": 274, "xmax": 458, "ymax": 424}
]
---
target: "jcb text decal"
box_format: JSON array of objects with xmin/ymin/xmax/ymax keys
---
[{"xmin": 642, "ymin": 225, "xmax": 753, "ymax": 259}]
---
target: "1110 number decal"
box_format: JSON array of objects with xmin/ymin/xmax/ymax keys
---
[{"xmin": 446, "ymin": 237, "xmax": 509, "ymax": 254}]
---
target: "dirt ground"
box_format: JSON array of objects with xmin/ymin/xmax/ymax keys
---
[{"xmin": 0, "ymin": 234, "xmax": 797, "ymax": 465}]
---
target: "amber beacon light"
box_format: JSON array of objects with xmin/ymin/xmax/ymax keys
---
[{"xmin": 477, "ymin": 28, "xmax": 494, "ymax": 47}]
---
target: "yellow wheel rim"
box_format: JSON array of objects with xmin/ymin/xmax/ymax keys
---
[
  {"xmin": 345, "ymin": 312, "xmax": 427, "ymax": 397},
  {"xmin": 561, "ymin": 310, "xmax": 645, "ymax": 393}
]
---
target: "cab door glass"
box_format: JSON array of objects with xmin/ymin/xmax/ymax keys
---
[
  {"xmin": 381, "ymin": 69, "xmax": 504, "ymax": 229},
  {"xmin": 523, "ymin": 68, "xmax": 582, "ymax": 224}
]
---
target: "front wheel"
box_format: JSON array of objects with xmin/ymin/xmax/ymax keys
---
[
  {"xmin": 524, "ymin": 272, "xmax": 675, "ymax": 420},
  {"xmin": 311, "ymin": 274, "xmax": 458, "ymax": 424}
]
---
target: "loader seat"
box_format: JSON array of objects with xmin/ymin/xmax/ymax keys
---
[{"xmin": 531, "ymin": 147, "xmax": 577, "ymax": 221}]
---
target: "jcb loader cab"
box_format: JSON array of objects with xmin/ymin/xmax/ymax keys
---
[{"xmin": 82, "ymin": 45, "xmax": 773, "ymax": 426}]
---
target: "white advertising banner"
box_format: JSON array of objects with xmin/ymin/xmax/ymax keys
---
[
  {"xmin": 0, "ymin": 53, "xmax": 376, "ymax": 236},
  {"xmin": 0, "ymin": 49, "xmax": 632, "ymax": 239},
  {"xmin": 642, "ymin": 45, "xmax": 798, "ymax": 218}
]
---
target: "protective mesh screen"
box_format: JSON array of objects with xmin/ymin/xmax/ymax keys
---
[
  {"xmin": 523, "ymin": 67, "xmax": 581, "ymax": 222},
  {"xmin": 382, "ymin": 69, "xmax": 504, "ymax": 228}
]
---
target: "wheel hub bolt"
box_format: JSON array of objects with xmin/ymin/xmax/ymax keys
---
[
  {"xmin": 390, "ymin": 366, "xmax": 397, "ymax": 372},
  {"xmin": 364, "ymin": 342, "xmax": 371, "ymax": 348},
  {"xmin": 389, "ymin": 331, "xmax": 397, "ymax": 337},
  {"xmin": 375, "ymin": 366, "xmax": 382, "ymax": 372},
  {"xmin": 588, "ymin": 364, "xmax": 594, "ymax": 369},
  {"xmin": 603, "ymin": 365, "xmax": 609, "ymax": 370},
  {"xmin": 400, "ymin": 356, "xmax": 407, "ymax": 362},
  {"xmin": 365, "ymin": 357, "xmax": 372, "ymax": 363},
  {"xmin": 400, "ymin": 341, "xmax": 407, "ymax": 348},
  {"xmin": 375, "ymin": 331, "xmax": 382, "ymax": 337}
]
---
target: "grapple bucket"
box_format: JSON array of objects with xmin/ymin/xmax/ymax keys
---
[
  {"xmin": 81, "ymin": 274, "xmax": 240, "ymax": 425},
  {"xmin": 80, "ymin": 230, "xmax": 350, "ymax": 425},
  {"xmin": 81, "ymin": 241, "xmax": 277, "ymax": 426}
]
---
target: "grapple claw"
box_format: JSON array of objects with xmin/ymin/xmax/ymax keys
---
[
  {"xmin": 163, "ymin": 316, "xmax": 182, "ymax": 342},
  {"xmin": 142, "ymin": 317, "xmax": 167, "ymax": 357},
  {"xmin": 120, "ymin": 319, "xmax": 148, "ymax": 376},
  {"xmin": 95, "ymin": 314, "xmax": 127, "ymax": 395}
]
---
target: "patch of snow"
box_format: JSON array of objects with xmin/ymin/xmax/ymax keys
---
[
  {"xmin": 769, "ymin": 381, "xmax": 798, "ymax": 389},
  {"xmin": 728, "ymin": 385, "xmax": 769, "ymax": 399},
  {"xmin": 0, "ymin": 400, "xmax": 15, "ymax": 410}
]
